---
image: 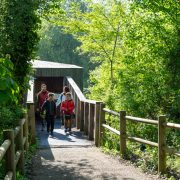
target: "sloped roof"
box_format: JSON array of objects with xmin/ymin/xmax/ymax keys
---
[{"xmin": 31, "ymin": 60, "xmax": 82, "ymax": 69}]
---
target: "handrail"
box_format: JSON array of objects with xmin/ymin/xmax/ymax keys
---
[
  {"xmin": 103, "ymin": 108, "xmax": 119, "ymax": 116},
  {"xmin": 126, "ymin": 116, "xmax": 158, "ymax": 125},
  {"xmin": 66, "ymin": 76, "xmax": 86, "ymax": 101},
  {"xmin": 164, "ymin": 122, "xmax": 180, "ymax": 130},
  {"xmin": 0, "ymin": 140, "xmax": 11, "ymax": 161},
  {"xmin": 26, "ymin": 79, "xmax": 34, "ymax": 104},
  {"xmin": 0, "ymin": 117, "xmax": 29, "ymax": 180},
  {"xmin": 102, "ymin": 124, "xmax": 120, "ymax": 135}
]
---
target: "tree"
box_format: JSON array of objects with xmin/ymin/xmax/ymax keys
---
[{"xmin": 0, "ymin": 0, "xmax": 40, "ymax": 100}]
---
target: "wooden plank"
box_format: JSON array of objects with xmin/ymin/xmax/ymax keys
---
[
  {"xmin": 14, "ymin": 127, "xmax": 20, "ymax": 139},
  {"xmin": 103, "ymin": 108, "xmax": 119, "ymax": 117},
  {"xmin": 120, "ymin": 111, "xmax": 126, "ymax": 158},
  {"xmin": 102, "ymin": 124, "xmax": 120, "ymax": 135},
  {"xmin": 26, "ymin": 80, "xmax": 34, "ymax": 103},
  {"xmin": 27, "ymin": 104, "xmax": 36, "ymax": 144},
  {"xmin": 3, "ymin": 130, "xmax": 16, "ymax": 180},
  {"xmin": 84, "ymin": 102, "xmax": 89, "ymax": 135},
  {"xmin": 88, "ymin": 103, "xmax": 95, "ymax": 140},
  {"xmin": 0, "ymin": 140, "xmax": 11, "ymax": 161},
  {"xmin": 66, "ymin": 76, "xmax": 86, "ymax": 101},
  {"xmin": 23, "ymin": 114, "xmax": 29, "ymax": 151},
  {"xmin": 158, "ymin": 115, "xmax": 166, "ymax": 174},
  {"xmin": 164, "ymin": 122, "xmax": 180, "ymax": 130},
  {"xmin": 99, "ymin": 103, "xmax": 105, "ymax": 146},
  {"xmin": 126, "ymin": 116, "xmax": 158, "ymax": 125},
  {"xmin": 94, "ymin": 102, "xmax": 101, "ymax": 147},
  {"xmin": 80, "ymin": 101, "xmax": 84, "ymax": 131},
  {"xmin": 127, "ymin": 136, "xmax": 158, "ymax": 147},
  {"xmin": 15, "ymin": 150, "xmax": 22, "ymax": 166},
  {"xmin": 16, "ymin": 120, "xmax": 25, "ymax": 173}
]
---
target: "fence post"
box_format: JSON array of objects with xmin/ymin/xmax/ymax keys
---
[
  {"xmin": 95, "ymin": 102, "xmax": 101, "ymax": 147},
  {"xmin": 84, "ymin": 101, "xmax": 89, "ymax": 135},
  {"xmin": 99, "ymin": 103, "xmax": 105, "ymax": 147},
  {"xmin": 27, "ymin": 103, "xmax": 36, "ymax": 144},
  {"xmin": 24, "ymin": 114, "xmax": 29, "ymax": 151},
  {"xmin": 3, "ymin": 130, "xmax": 16, "ymax": 180},
  {"xmin": 76, "ymin": 99, "xmax": 81, "ymax": 129},
  {"xmin": 88, "ymin": 103, "xmax": 95, "ymax": 140},
  {"xmin": 120, "ymin": 110, "xmax": 126, "ymax": 158},
  {"xmin": 158, "ymin": 115, "xmax": 166, "ymax": 174},
  {"xmin": 16, "ymin": 119, "xmax": 25, "ymax": 174},
  {"xmin": 80, "ymin": 101, "xmax": 84, "ymax": 131}
]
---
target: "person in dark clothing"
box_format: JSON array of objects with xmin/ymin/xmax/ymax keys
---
[
  {"xmin": 36, "ymin": 83, "xmax": 49, "ymax": 131},
  {"xmin": 42, "ymin": 93, "xmax": 56, "ymax": 136}
]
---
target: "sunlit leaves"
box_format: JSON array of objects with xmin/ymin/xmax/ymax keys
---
[{"xmin": 0, "ymin": 58, "xmax": 19, "ymax": 104}]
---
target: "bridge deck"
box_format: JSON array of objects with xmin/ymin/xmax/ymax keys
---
[
  {"xmin": 30, "ymin": 119, "xmax": 160, "ymax": 180},
  {"xmin": 36, "ymin": 119, "xmax": 93, "ymax": 148}
]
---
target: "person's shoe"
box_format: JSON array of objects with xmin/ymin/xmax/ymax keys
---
[
  {"xmin": 64, "ymin": 128, "xmax": 68, "ymax": 133},
  {"xmin": 51, "ymin": 132, "xmax": 53, "ymax": 136}
]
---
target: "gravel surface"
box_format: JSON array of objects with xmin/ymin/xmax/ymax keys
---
[
  {"xmin": 31, "ymin": 146, "xmax": 161, "ymax": 180},
  {"xmin": 31, "ymin": 120, "xmax": 161, "ymax": 180}
]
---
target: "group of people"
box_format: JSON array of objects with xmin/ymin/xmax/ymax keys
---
[{"xmin": 36, "ymin": 83, "xmax": 75, "ymax": 136}]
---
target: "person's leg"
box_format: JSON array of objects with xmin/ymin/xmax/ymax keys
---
[
  {"xmin": 64, "ymin": 116, "xmax": 68, "ymax": 132},
  {"xmin": 68, "ymin": 119, "xmax": 72, "ymax": 132},
  {"xmin": 61, "ymin": 114, "xmax": 64, "ymax": 126},
  {"xmin": 46, "ymin": 117, "xmax": 50, "ymax": 133},
  {"xmin": 50, "ymin": 117, "xmax": 55, "ymax": 135}
]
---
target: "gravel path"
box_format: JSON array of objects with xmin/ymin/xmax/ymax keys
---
[{"xmin": 31, "ymin": 120, "xmax": 161, "ymax": 180}]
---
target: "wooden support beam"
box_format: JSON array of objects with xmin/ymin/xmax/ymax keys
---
[
  {"xmin": 99, "ymin": 103, "xmax": 105, "ymax": 146},
  {"xmin": 84, "ymin": 102, "xmax": 89, "ymax": 135},
  {"xmin": 3, "ymin": 130, "xmax": 16, "ymax": 180},
  {"xmin": 95, "ymin": 102, "xmax": 101, "ymax": 147},
  {"xmin": 88, "ymin": 103, "xmax": 95, "ymax": 140},
  {"xmin": 80, "ymin": 101, "xmax": 84, "ymax": 131},
  {"xmin": 120, "ymin": 110, "xmax": 126, "ymax": 158},
  {"xmin": 158, "ymin": 115, "xmax": 166, "ymax": 174}
]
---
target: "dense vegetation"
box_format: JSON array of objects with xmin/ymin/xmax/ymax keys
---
[
  {"xmin": 41, "ymin": 0, "xmax": 180, "ymax": 177},
  {"xmin": 0, "ymin": 0, "xmax": 40, "ymax": 178},
  {"xmin": 37, "ymin": 20, "xmax": 93, "ymax": 87},
  {"xmin": 0, "ymin": 0, "xmax": 179, "ymax": 178}
]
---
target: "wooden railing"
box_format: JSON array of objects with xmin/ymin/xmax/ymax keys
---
[
  {"xmin": 0, "ymin": 118, "xmax": 29, "ymax": 180},
  {"xmin": 0, "ymin": 79, "xmax": 36, "ymax": 180},
  {"xmin": 65, "ymin": 76, "xmax": 180, "ymax": 174}
]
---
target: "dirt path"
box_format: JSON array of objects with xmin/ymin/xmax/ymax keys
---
[{"xmin": 31, "ymin": 120, "xmax": 160, "ymax": 180}]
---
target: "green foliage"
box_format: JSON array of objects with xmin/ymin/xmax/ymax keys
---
[
  {"xmin": 0, "ymin": 0, "xmax": 40, "ymax": 100},
  {"xmin": 36, "ymin": 19, "xmax": 92, "ymax": 87},
  {"xmin": 0, "ymin": 58, "xmax": 19, "ymax": 104}
]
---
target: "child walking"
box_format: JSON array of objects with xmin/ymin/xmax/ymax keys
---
[
  {"xmin": 42, "ymin": 93, "xmax": 56, "ymax": 136},
  {"xmin": 61, "ymin": 92, "xmax": 74, "ymax": 133}
]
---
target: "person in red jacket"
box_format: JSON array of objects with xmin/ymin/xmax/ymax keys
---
[
  {"xmin": 61, "ymin": 92, "xmax": 75, "ymax": 133},
  {"xmin": 36, "ymin": 83, "xmax": 49, "ymax": 131}
]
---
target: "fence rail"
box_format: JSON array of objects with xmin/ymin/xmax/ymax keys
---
[
  {"xmin": 65, "ymin": 76, "xmax": 180, "ymax": 174},
  {"xmin": 0, "ymin": 117, "xmax": 29, "ymax": 180}
]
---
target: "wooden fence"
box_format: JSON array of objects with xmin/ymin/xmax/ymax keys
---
[
  {"xmin": 0, "ymin": 117, "xmax": 28, "ymax": 180},
  {"xmin": 65, "ymin": 76, "xmax": 180, "ymax": 174},
  {"xmin": 0, "ymin": 79, "xmax": 35, "ymax": 180}
]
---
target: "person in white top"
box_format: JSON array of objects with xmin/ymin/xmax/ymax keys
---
[{"xmin": 56, "ymin": 86, "xmax": 70, "ymax": 125}]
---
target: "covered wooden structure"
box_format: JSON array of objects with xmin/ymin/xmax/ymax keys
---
[{"xmin": 32, "ymin": 60, "xmax": 83, "ymax": 95}]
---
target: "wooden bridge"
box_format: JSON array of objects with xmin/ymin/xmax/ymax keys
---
[{"xmin": 0, "ymin": 60, "xmax": 180, "ymax": 180}]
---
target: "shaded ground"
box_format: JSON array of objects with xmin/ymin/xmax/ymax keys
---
[{"xmin": 31, "ymin": 119, "xmax": 161, "ymax": 180}]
